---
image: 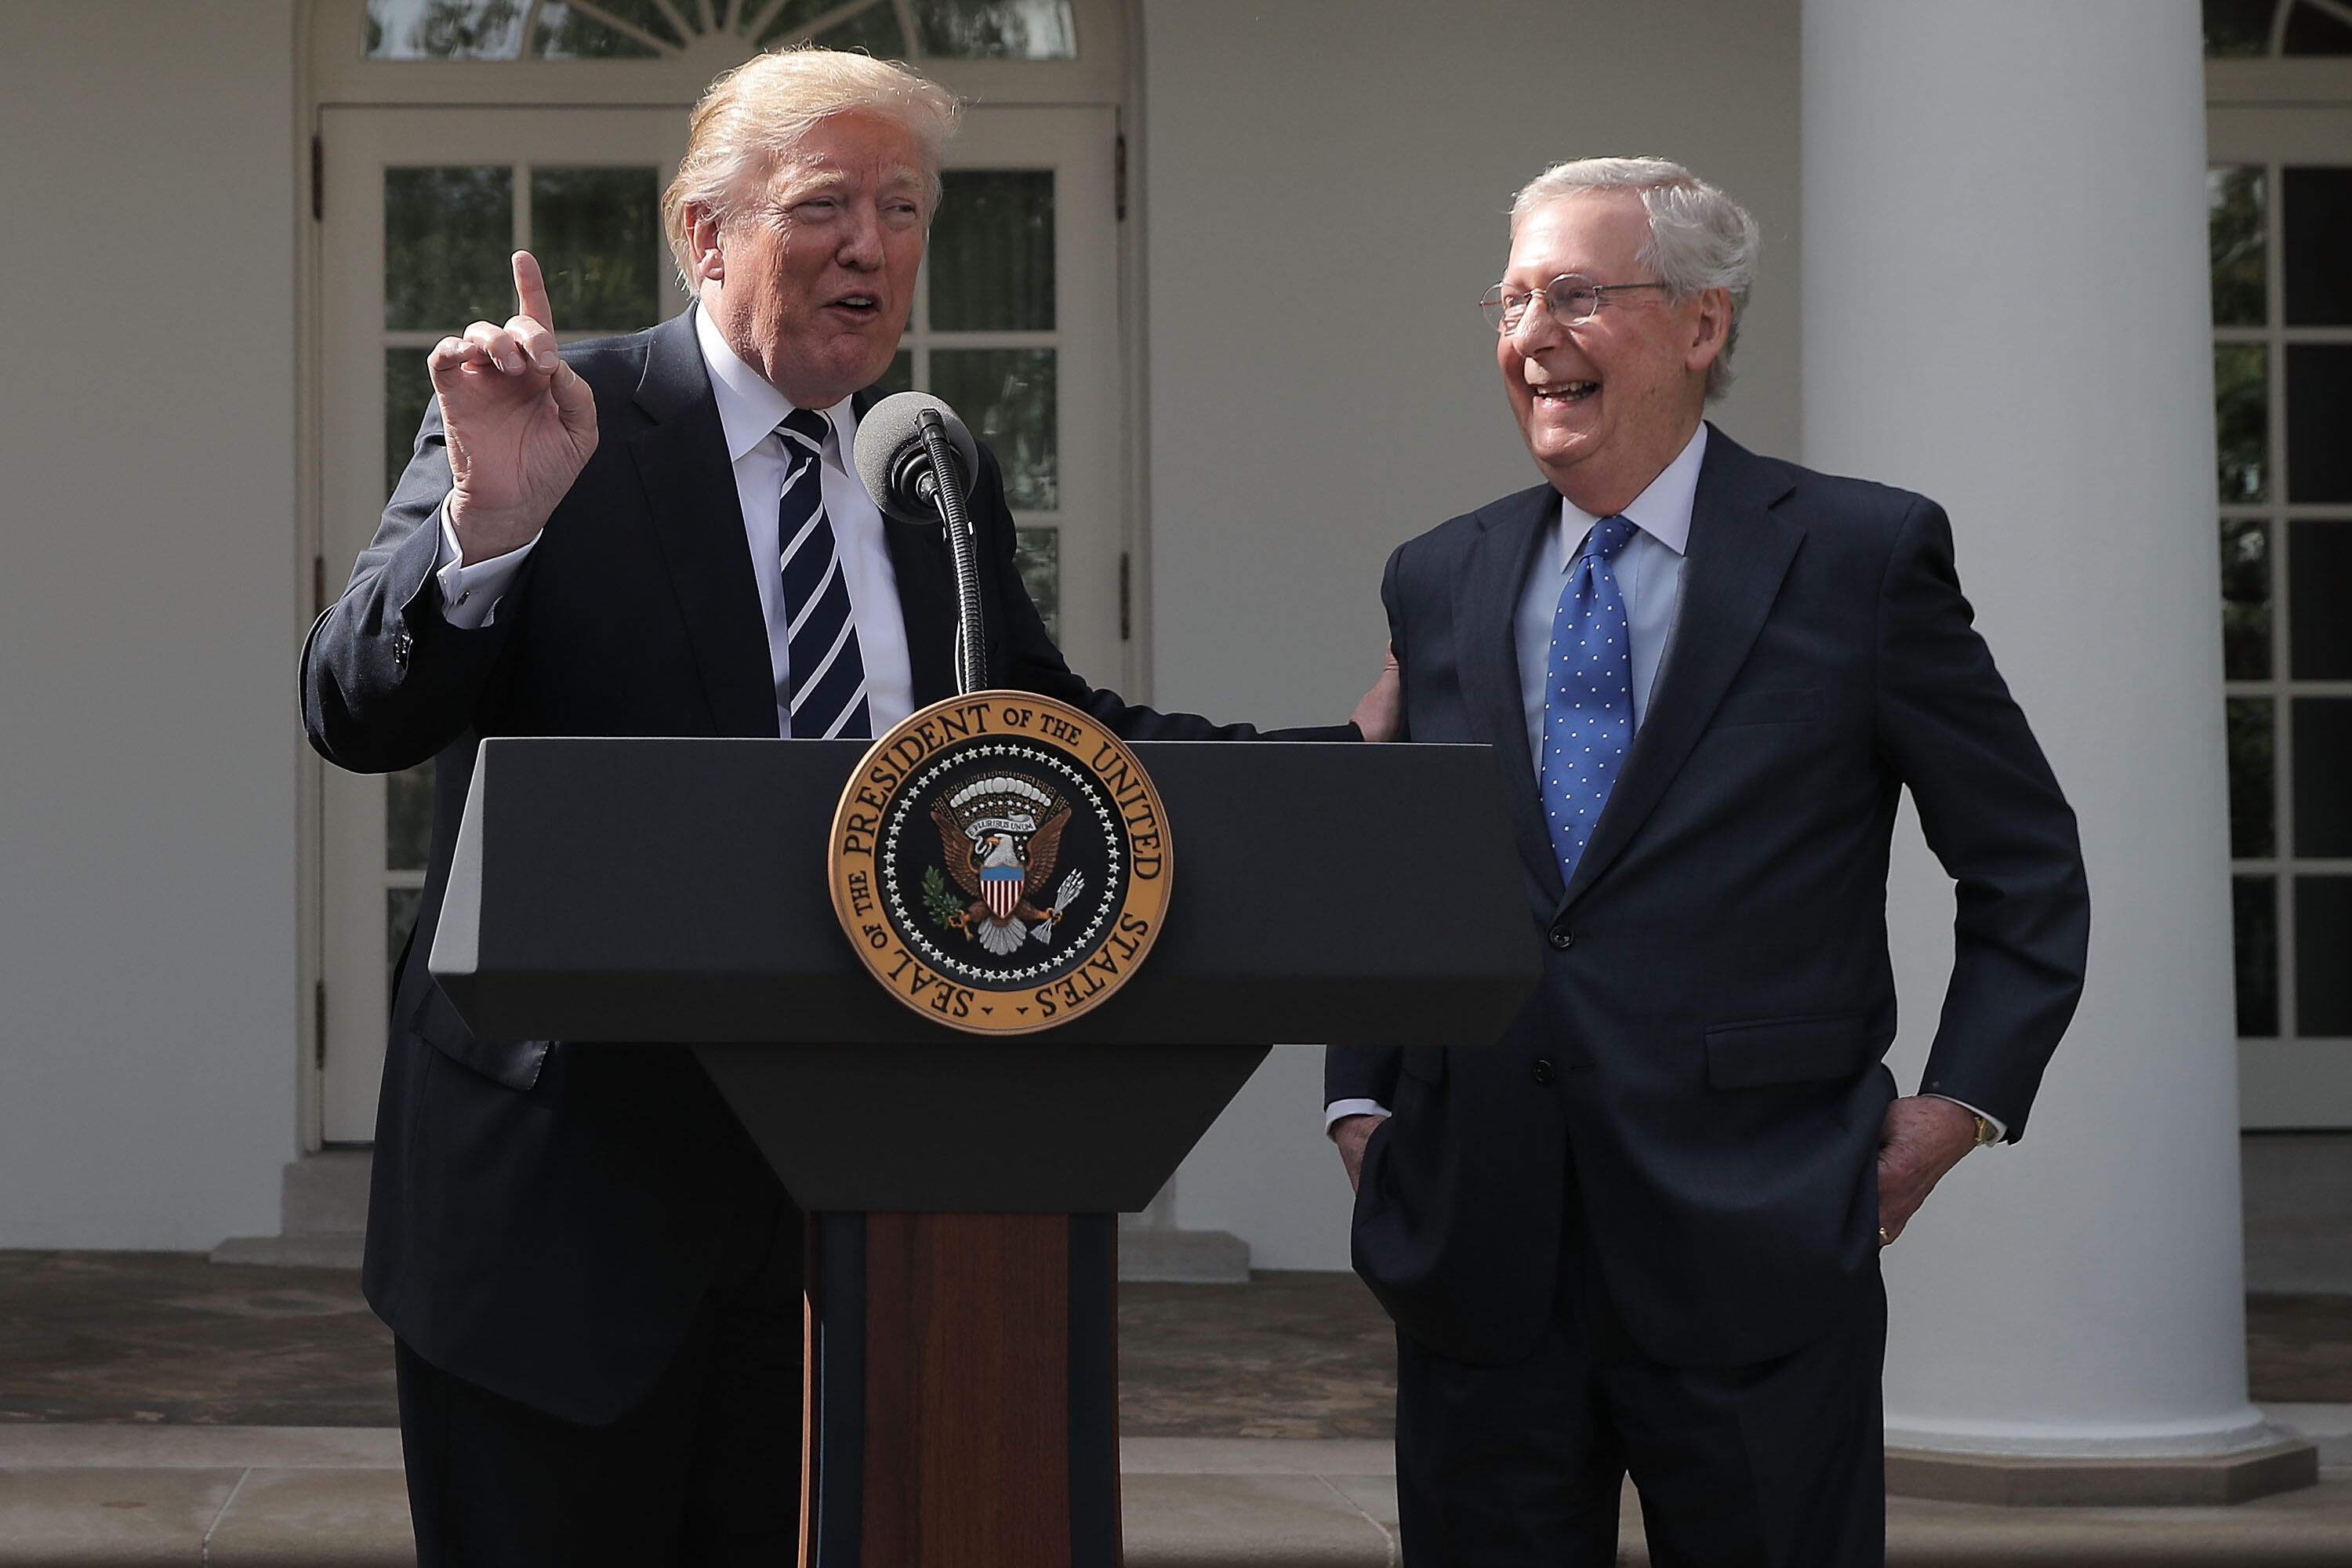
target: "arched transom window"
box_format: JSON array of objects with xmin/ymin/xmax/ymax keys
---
[{"xmin": 364, "ymin": 0, "xmax": 1076, "ymax": 62}]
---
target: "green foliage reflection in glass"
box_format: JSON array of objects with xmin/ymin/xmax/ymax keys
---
[
  {"xmin": 532, "ymin": 167, "xmax": 663, "ymax": 330},
  {"xmin": 385, "ymin": 349, "xmax": 438, "ymax": 500},
  {"xmin": 914, "ymin": 0, "xmax": 1076, "ymax": 59},
  {"xmin": 367, "ymin": 0, "xmax": 1073, "ymax": 59},
  {"xmin": 2220, "ymin": 519, "xmax": 2272, "ymax": 681},
  {"xmin": 934, "ymin": 349, "xmax": 1057, "ymax": 511},
  {"xmin": 534, "ymin": 1, "xmax": 662, "ymax": 57},
  {"xmin": 1014, "ymin": 527, "xmax": 1059, "ymax": 642},
  {"xmin": 814, "ymin": 4, "xmax": 909, "ymax": 55},
  {"xmin": 2209, "ymin": 167, "xmax": 2266, "ymax": 327},
  {"xmin": 386, "ymin": 167, "xmax": 513, "ymax": 332},
  {"xmin": 932, "ymin": 171, "xmax": 1054, "ymax": 332},
  {"xmin": 2214, "ymin": 343, "xmax": 2268, "ymax": 503}
]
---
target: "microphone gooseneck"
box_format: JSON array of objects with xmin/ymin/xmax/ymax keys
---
[{"xmin": 851, "ymin": 391, "xmax": 987, "ymax": 695}]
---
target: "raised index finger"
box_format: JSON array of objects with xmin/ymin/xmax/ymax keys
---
[{"xmin": 512, "ymin": 250, "xmax": 555, "ymax": 333}]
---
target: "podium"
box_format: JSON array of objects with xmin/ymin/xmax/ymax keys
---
[{"xmin": 431, "ymin": 736, "xmax": 1537, "ymax": 1566}]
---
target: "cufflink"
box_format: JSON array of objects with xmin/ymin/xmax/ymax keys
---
[{"xmin": 1972, "ymin": 1112, "xmax": 1998, "ymax": 1148}]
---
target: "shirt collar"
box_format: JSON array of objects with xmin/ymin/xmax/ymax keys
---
[
  {"xmin": 1558, "ymin": 421, "xmax": 1708, "ymax": 563},
  {"xmin": 692, "ymin": 303, "xmax": 859, "ymax": 463}
]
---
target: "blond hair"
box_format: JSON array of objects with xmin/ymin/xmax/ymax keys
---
[{"xmin": 661, "ymin": 47, "xmax": 962, "ymax": 283}]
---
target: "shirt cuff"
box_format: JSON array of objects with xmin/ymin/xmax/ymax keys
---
[
  {"xmin": 1324, "ymin": 1098, "xmax": 1391, "ymax": 1134},
  {"xmin": 1925, "ymin": 1092, "xmax": 2005, "ymax": 1144},
  {"xmin": 434, "ymin": 500, "xmax": 537, "ymax": 630}
]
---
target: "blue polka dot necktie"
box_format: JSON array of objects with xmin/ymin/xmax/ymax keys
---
[
  {"xmin": 1540, "ymin": 514, "xmax": 1638, "ymax": 882},
  {"xmin": 775, "ymin": 407, "xmax": 871, "ymax": 740}
]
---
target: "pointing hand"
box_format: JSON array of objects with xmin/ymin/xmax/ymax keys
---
[{"xmin": 426, "ymin": 251, "xmax": 600, "ymax": 564}]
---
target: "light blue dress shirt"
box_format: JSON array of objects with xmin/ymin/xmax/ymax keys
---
[{"xmin": 1512, "ymin": 423, "xmax": 1704, "ymax": 757}]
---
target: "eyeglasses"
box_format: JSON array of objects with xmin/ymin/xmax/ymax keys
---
[{"xmin": 1479, "ymin": 274, "xmax": 1671, "ymax": 333}]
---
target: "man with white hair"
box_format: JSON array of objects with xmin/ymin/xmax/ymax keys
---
[
  {"xmin": 1328, "ymin": 159, "xmax": 2089, "ymax": 1563},
  {"xmin": 304, "ymin": 48, "xmax": 1360, "ymax": 1566}
]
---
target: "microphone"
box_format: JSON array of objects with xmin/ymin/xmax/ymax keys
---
[
  {"xmin": 853, "ymin": 391, "xmax": 980, "ymax": 526},
  {"xmin": 852, "ymin": 390, "xmax": 989, "ymax": 695}
]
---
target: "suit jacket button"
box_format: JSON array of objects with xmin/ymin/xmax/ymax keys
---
[
  {"xmin": 1548, "ymin": 926, "xmax": 1573, "ymax": 950},
  {"xmin": 1530, "ymin": 1058, "xmax": 1557, "ymax": 1087}
]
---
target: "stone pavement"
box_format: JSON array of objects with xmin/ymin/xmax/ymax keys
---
[
  {"xmin": 4, "ymin": 1253, "xmax": 2352, "ymax": 1563},
  {"xmin": 2, "ymin": 1426, "xmax": 2350, "ymax": 1566}
]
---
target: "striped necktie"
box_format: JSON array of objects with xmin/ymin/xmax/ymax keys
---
[
  {"xmin": 1539, "ymin": 514, "xmax": 1638, "ymax": 882},
  {"xmin": 775, "ymin": 407, "xmax": 871, "ymax": 740}
]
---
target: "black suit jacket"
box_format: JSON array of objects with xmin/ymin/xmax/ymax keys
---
[
  {"xmin": 1328, "ymin": 427, "xmax": 2089, "ymax": 1371},
  {"xmin": 303, "ymin": 310, "xmax": 1346, "ymax": 1421}
]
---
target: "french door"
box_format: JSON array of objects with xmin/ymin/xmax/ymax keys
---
[
  {"xmin": 314, "ymin": 103, "xmax": 1122, "ymax": 1140},
  {"xmin": 2206, "ymin": 103, "xmax": 2352, "ymax": 1127}
]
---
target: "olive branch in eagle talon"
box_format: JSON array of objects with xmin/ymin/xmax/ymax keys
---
[{"xmin": 930, "ymin": 782, "xmax": 1080, "ymax": 956}]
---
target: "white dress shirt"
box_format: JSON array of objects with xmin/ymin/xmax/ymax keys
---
[
  {"xmin": 1326, "ymin": 423, "xmax": 2001, "ymax": 1142},
  {"xmin": 430, "ymin": 307, "xmax": 916, "ymax": 736}
]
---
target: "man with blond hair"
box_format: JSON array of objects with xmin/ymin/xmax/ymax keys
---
[
  {"xmin": 1330, "ymin": 158, "xmax": 2088, "ymax": 1564},
  {"xmin": 305, "ymin": 49, "xmax": 1360, "ymax": 1565}
]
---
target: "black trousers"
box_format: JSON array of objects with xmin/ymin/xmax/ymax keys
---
[
  {"xmin": 1394, "ymin": 1189, "xmax": 1886, "ymax": 1568},
  {"xmin": 396, "ymin": 1203, "xmax": 805, "ymax": 1568}
]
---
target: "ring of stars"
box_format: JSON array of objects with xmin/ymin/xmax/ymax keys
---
[{"xmin": 879, "ymin": 739, "xmax": 1127, "ymax": 985}]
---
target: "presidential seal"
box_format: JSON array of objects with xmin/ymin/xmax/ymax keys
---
[{"xmin": 829, "ymin": 693, "xmax": 1171, "ymax": 1033}]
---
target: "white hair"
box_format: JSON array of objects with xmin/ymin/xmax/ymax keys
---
[{"xmin": 1510, "ymin": 157, "xmax": 1759, "ymax": 400}]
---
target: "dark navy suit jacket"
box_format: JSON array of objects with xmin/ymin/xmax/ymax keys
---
[
  {"xmin": 303, "ymin": 310, "xmax": 1345, "ymax": 1421},
  {"xmin": 1328, "ymin": 426, "xmax": 2089, "ymax": 1370}
]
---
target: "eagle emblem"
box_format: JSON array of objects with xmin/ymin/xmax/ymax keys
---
[{"xmin": 928, "ymin": 774, "xmax": 1088, "ymax": 956}]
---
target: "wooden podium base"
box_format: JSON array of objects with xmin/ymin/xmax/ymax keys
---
[{"xmin": 804, "ymin": 1213, "xmax": 1120, "ymax": 1567}]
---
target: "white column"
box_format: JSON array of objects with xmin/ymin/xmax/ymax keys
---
[{"xmin": 1802, "ymin": 2, "xmax": 2264, "ymax": 1454}]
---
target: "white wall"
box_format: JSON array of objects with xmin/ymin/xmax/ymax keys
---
[
  {"xmin": 1139, "ymin": 0, "xmax": 1802, "ymax": 1265},
  {"xmin": 0, "ymin": 2, "xmax": 302, "ymax": 1247}
]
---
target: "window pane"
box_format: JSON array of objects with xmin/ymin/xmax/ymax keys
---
[
  {"xmin": 2286, "ymin": 345, "xmax": 2352, "ymax": 503},
  {"xmin": 931, "ymin": 171, "xmax": 1054, "ymax": 332},
  {"xmin": 2296, "ymin": 877, "xmax": 2352, "ymax": 1036},
  {"xmin": 2230, "ymin": 696, "xmax": 2277, "ymax": 858},
  {"xmin": 2223, "ymin": 519, "xmax": 2273, "ymax": 681},
  {"xmin": 932, "ymin": 348, "xmax": 1057, "ymax": 510},
  {"xmin": 1014, "ymin": 526, "xmax": 1059, "ymax": 642},
  {"xmin": 2292, "ymin": 698, "xmax": 2352, "ymax": 855},
  {"xmin": 366, "ymin": 0, "xmax": 528, "ymax": 58},
  {"xmin": 386, "ymin": 166, "xmax": 514, "ymax": 332},
  {"xmin": 877, "ymin": 350, "xmax": 914, "ymax": 397},
  {"xmin": 387, "ymin": 760, "xmax": 436, "ymax": 872},
  {"xmin": 2209, "ymin": 166, "xmax": 2267, "ymax": 326},
  {"xmin": 757, "ymin": 0, "xmax": 847, "ymax": 45},
  {"xmin": 387, "ymin": 887, "xmax": 424, "ymax": 978},
  {"xmin": 2289, "ymin": 519, "xmax": 2352, "ymax": 678},
  {"xmin": 2234, "ymin": 875, "xmax": 2280, "ymax": 1037},
  {"xmin": 913, "ymin": 0, "xmax": 1076, "ymax": 59},
  {"xmin": 2216, "ymin": 343, "xmax": 2269, "ymax": 503},
  {"xmin": 2284, "ymin": 167, "xmax": 2352, "ymax": 325},
  {"xmin": 2204, "ymin": 0, "xmax": 2278, "ymax": 56},
  {"xmin": 534, "ymin": 2, "xmax": 663, "ymax": 57},
  {"xmin": 2284, "ymin": 0, "xmax": 2352, "ymax": 54},
  {"xmin": 532, "ymin": 167, "xmax": 663, "ymax": 331},
  {"xmin": 385, "ymin": 348, "xmax": 437, "ymax": 500},
  {"xmin": 813, "ymin": 3, "xmax": 909, "ymax": 55}
]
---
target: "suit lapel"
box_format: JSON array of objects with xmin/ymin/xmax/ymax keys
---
[
  {"xmin": 1453, "ymin": 486, "xmax": 1563, "ymax": 906},
  {"xmin": 1559, "ymin": 427, "xmax": 1802, "ymax": 909},
  {"xmin": 631, "ymin": 310, "xmax": 779, "ymax": 739}
]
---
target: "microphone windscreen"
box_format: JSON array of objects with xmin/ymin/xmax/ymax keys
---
[{"xmin": 852, "ymin": 390, "xmax": 981, "ymax": 524}]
